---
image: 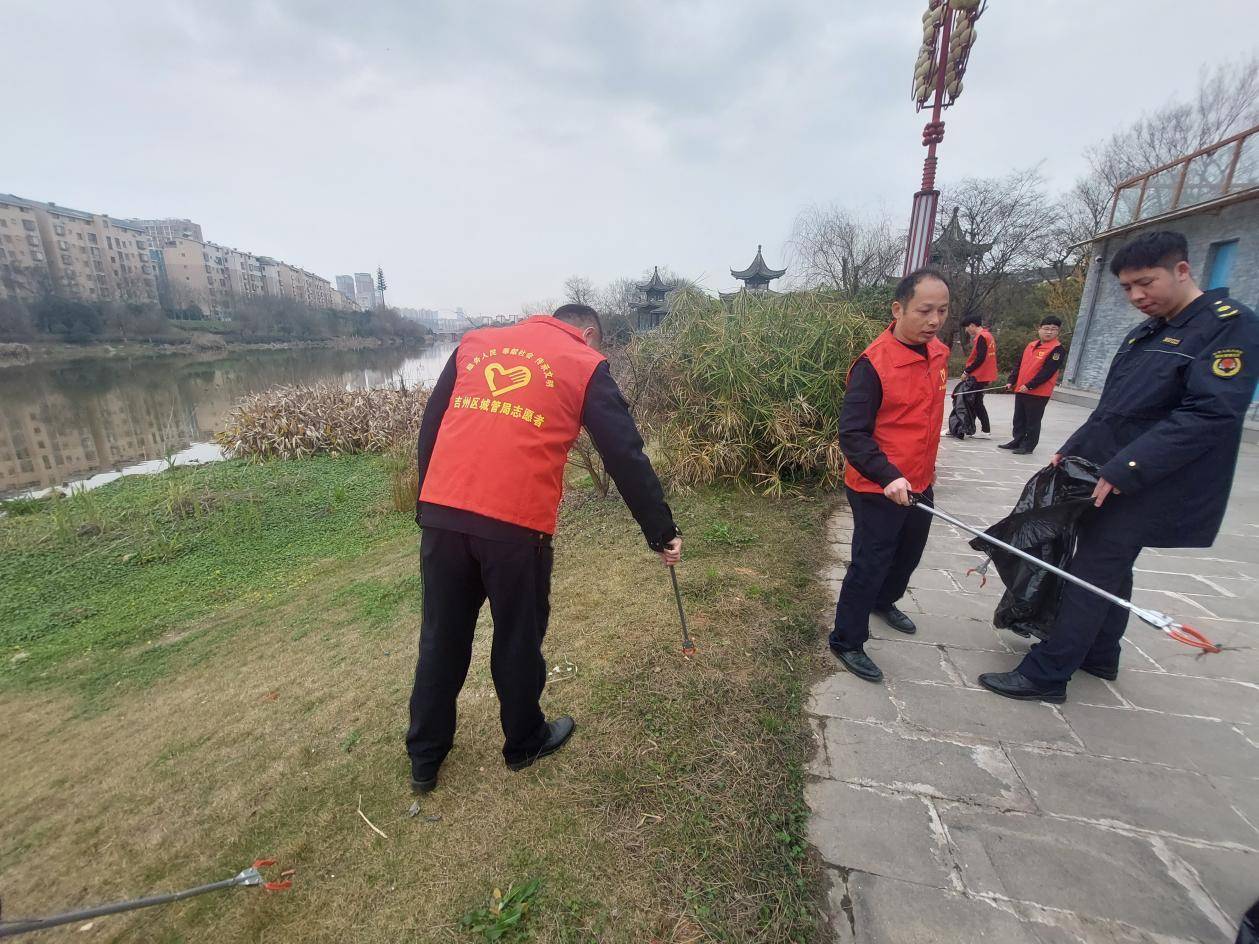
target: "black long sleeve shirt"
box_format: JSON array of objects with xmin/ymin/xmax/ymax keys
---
[
  {"xmin": 1007, "ymin": 342, "xmax": 1066, "ymax": 389},
  {"xmin": 415, "ymin": 352, "xmax": 677, "ymax": 550},
  {"xmin": 838, "ymin": 340, "xmax": 929, "ymax": 488},
  {"xmin": 962, "ymin": 334, "xmax": 988, "ymax": 375}
]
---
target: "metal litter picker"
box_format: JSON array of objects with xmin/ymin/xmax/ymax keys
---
[{"xmin": 909, "ymin": 494, "xmax": 1222, "ymax": 654}]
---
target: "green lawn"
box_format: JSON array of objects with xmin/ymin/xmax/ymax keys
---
[{"xmin": 0, "ymin": 457, "xmax": 833, "ymax": 942}]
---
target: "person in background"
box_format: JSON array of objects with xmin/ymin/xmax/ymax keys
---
[
  {"xmin": 1000, "ymin": 315, "xmax": 1066, "ymax": 455},
  {"xmin": 959, "ymin": 313, "xmax": 997, "ymax": 436},
  {"xmin": 406, "ymin": 304, "xmax": 681, "ymax": 793},
  {"xmin": 829, "ymin": 268, "xmax": 951, "ymax": 682}
]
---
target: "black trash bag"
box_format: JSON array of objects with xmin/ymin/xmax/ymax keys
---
[
  {"xmin": 966, "ymin": 456, "xmax": 1101, "ymax": 640},
  {"xmin": 948, "ymin": 376, "xmax": 981, "ymax": 439},
  {"xmin": 1238, "ymin": 899, "xmax": 1259, "ymax": 944}
]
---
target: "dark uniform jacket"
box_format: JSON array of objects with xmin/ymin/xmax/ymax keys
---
[{"xmin": 1058, "ymin": 289, "xmax": 1259, "ymax": 547}]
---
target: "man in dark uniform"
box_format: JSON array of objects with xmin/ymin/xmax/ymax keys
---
[
  {"xmin": 829, "ymin": 268, "xmax": 951, "ymax": 682},
  {"xmin": 980, "ymin": 231, "xmax": 1259, "ymax": 702},
  {"xmin": 999, "ymin": 315, "xmax": 1067, "ymax": 454},
  {"xmin": 407, "ymin": 304, "xmax": 681, "ymax": 791}
]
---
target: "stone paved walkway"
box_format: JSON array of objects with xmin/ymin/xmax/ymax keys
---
[{"xmin": 808, "ymin": 392, "xmax": 1259, "ymax": 943}]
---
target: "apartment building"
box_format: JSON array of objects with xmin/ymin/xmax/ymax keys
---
[
  {"xmin": 127, "ymin": 217, "xmax": 204, "ymax": 243},
  {"xmin": 0, "ymin": 194, "xmax": 159, "ymax": 304}
]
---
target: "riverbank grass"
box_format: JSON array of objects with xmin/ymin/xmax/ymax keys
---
[{"xmin": 0, "ymin": 456, "xmax": 832, "ymax": 942}]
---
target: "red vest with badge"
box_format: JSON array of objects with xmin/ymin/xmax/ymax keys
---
[
  {"xmin": 843, "ymin": 325, "xmax": 950, "ymax": 494},
  {"xmin": 420, "ymin": 316, "xmax": 606, "ymax": 534},
  {"xmin": 1015, "ymin": 339, "xmax": 1062, "ymax": 398},
  {"xmin": 965, "ymin": 327, "xmax": 998, "ymax": 382}
]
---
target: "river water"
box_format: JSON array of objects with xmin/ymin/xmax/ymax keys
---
[{"xmin": 0, "ymin": 341, "xmax": 457, "ymax": 498}]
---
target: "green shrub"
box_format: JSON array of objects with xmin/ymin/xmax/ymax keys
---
[{"xmin": 630, "ymin": 288, "xmax": 883, "ymax": 494}]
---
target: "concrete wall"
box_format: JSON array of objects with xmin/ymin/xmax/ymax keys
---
[{"xmin": 1066, "ymin": 198, "xmax": 1259, "ymax": 391}]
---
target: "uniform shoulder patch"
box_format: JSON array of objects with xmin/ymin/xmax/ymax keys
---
[
  {"xmin": 1211, "ymin": 349, "xmax": 1243, "ymax": 378},
  {"xmin": 1215, "ymin": 299, "xmax": 1240, "ymax": 319}
]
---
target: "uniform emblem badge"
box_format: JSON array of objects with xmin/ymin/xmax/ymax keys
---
[
  {"xmin": 485, "ymin": 363, "xmax": 533, "ymax": 397},
  {"xmin": 1211, "ymin": 349, "xmax": 1243, "ymax": 378}
]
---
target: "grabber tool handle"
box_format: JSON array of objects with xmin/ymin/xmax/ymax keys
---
[{"xmin": 669, "ymin": 565, "xmax": 696, "ymax": 655}]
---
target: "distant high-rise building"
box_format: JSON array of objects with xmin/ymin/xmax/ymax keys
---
[
  {"xmin": 353, "ymin": 271, "xmax": 379, "ymax": 309},
  {"xmin": 336, "ymin": 275, "xmax": 356, "ymax": 304},
  {"xmin": 127, "ymin": 218, "xmax": 204, "ymax": 243}
]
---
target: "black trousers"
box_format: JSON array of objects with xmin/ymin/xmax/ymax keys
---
[
  {"xmin": 970, "ymin": 391, "xmax": 990, "ymax": 433},
  {"xmin": 830, "ymin": 486, "xmax": 933, "ymax": 651},
  {"xmin": 1011, "ymin": 394, "xmax": 1049, "ymax": 450},
  {"xmin": 1017, "ymin": 512, "xmax": 1142, "ymax": 686},
  {"xmin": 406, "ymin": 527, "xmax": 552, "ymax": 776}
]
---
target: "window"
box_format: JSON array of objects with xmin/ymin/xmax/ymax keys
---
[
  {"xmin": 22, "ymin": 219, "xmax": 36, "ymax": 232},
  {"xmin": 61, "ymin": 253, "xmax": 72, "ymax": 265},
  {"xmin": 26, "ymin": 234, "xmax": 39, "ymax": 246},
  {"xmin": 30, "ymin": 250, "xmax": 44, "ymax": 261},
  {"xmin": 87, "ymin": 233, "xmax": 97, "ymax": 244},
  {"xmin": 1205, "ymin": 240, "xmax": 1239, "ymax": 290},
  {"xmin": 54, "ymin": 224, "xmax": 65, "ymax": 236},
  {"xmin": 58, "ymin": 240, "xmax": 69, "ymax": 250}
]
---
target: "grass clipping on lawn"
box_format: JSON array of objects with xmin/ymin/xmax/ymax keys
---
[
  {"xmin": 630, "ymin": 288, "xmax": 883, "ymax": 495},
  {"xmin": 0, "ymin": 458, "xmax": 832, "ymax": 943}
]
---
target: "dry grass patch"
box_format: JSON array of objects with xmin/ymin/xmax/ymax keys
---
[{"xmin": 0, "ymin": 459, "xmax": 832, "ymax": 942}]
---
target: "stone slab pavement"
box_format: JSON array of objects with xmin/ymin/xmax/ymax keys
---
[{"xmin": 808, "ymin": 391, "xmax": 1259, "ymax": 943}]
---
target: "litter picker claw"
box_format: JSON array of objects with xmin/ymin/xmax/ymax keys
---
[{"xmin": 909, "ymin": 494, "xmax": 1222, "ymax": 654}]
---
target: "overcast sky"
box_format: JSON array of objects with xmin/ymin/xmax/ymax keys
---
[{"xmin": 5, "ymin": 1, "xmax": 1255, "ymax": 314}]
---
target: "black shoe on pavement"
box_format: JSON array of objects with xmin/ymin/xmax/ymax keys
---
[
  {"xmin": 409, "ymin": 772, "xmax": 438, "ymax": 795},
  {"xmin": 1079, "ymin": 662, "xmax": 1119, "ymax": 681},
  {"xmin": 978, "ymin": 670, "xmax": 1066, "ymax": 703},
  {"xmin": 506, "ymin": 716, "xmax": 576, "ymax": 772},
  {"xmin": 998, "ymin": 440, "xmax": 1020, "ymax": 450},
  {"xmin": 1011, "ymin": 446, "xmax": 1034, "ymax": 455},
  {"xmin": 874, "ymin": 605, "xmax": 917, "ymax": 635},
  {"xmin": 830, "ymin": 645, "xmax": 884, "ymax": 682}
]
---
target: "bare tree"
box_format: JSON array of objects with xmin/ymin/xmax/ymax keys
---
[
  {"xmin": 562, "ymin": 275, "xmax": 598, "ymax": 306},
  {"xmin": 937, "ymin": 167, "xmax": 1060, "ymax": 341},
  {"xmin": 1086, "ymin": 54, "xmax": 1259, "ymax": 192},
  {"xmin": 519, "ymin": 298, "xmax": 558, "ymax": 317},
  {"xmin": 787, "ymin": 205, "xmax": 903, "ymax": 293}
]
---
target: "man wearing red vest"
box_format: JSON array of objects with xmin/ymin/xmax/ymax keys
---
[
  {"xmin": 999, "ymin": 316, "xmax": 1066, "ymax": 455},
  {"xmin": 406, "ymin": 304, "xmax": 681, "ymax": 793},
  {"xmin": 960, "ymin": 314, "xmax": 997, "ymax": 435},
  {"xmin": 829, "ymin": 269, "xmax": 951, "ymax": 682}
]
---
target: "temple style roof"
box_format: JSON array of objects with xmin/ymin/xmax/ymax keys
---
[
  {"xmin": 931, "ymin": 208, "xmax": 992, "ymax": 263},
  {"xmin": 730, "ymin": 245, "xmax": 786, "ymax": 281},
  {"xmin": 637, "ymin": 265, "xmax": 669, "ymax": 294}
]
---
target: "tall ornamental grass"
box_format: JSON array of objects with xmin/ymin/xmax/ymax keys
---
[
  {"xmin": 215, "ymin": 384, "xmax": 429, "ymax": 460},
  {"xmin": 630, "ymin": 288, "xmax": 884, "ymax": 494}
]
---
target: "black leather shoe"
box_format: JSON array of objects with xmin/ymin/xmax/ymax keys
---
[
  {"xmin": 1012, "ymin": 447, "xmax": 1034, "ymax": 455},
  {"xmin": 978, "ymin": 670, "xmax": 1066, "ymax": 703},
  {"xmin": 830, "ymin": 645, "xmax": 884, "ymax": 682},
  {"xmin": 1079, "ymin": 662, "xmax": 1119, "ymax": 681},
  {"xmin": 410, "ymin": 774, "xmax": 438, "ymax": 794},
  {"xmin": 875, "ymin": 605, "xmax": 917, "ymax": 635},
  {"xmin": 998, "ymin": 441, "xmax": 1020, "ymax": 450},
  {"xmin": 506, "ymin": 716, "xmax": 576, "ymax": 771}
]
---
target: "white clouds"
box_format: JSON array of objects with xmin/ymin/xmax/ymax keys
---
[{"xmin": 5, "ymin": 0, "xmax": 1255, "ymax": 312}]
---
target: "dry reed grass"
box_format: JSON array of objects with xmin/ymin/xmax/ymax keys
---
[
  {"xmin": 629, "ymin": 288, "xmax": 883, "ymax": 495},
  {"xmin": 215, "ymin": 384, "xmax": 430, "ymax": 460}
]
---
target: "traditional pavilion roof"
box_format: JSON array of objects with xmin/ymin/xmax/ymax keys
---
[
  {"xmin": 730, "ymin": 245, "xmax": 786, "ymax": 281},
  {"xmin": 931, "ymin": 208, "xmax": 992, "ymax": 263},
  {"xmin": 636, "ymin": 266, "xmax": 669, "ymax": 295}
]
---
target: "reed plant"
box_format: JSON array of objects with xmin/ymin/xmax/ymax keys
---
[
  {"xmin": 215, "ymin": 384, "xmax": 429, "ymax": 460},
  {"xmin": 630, "ymin": 288, "xmax": 884, "ymax": 494}
]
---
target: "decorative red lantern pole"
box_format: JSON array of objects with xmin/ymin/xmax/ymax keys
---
[{"xmin": 902, "ymin": 0, "xmax": 986, "ymax": 274}]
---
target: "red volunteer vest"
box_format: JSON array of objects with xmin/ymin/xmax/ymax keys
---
[
  {"xmin": 420, "ymin": 316, "xmax": 606, "ymax": 534},
  {"xmin": 1015, "ymin": 338, "xmax": 1062, "ymax": 398},
  {"xmin": 964, "ymin": 327, "xmax": 998, "ymax": 383},
  {"xmin": 843, "ymin": 326, "xmax": 950, "ymax": 494}
]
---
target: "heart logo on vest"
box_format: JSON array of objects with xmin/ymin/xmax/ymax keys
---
[{"xmin": 484, "ymin": 362, "xmax": 532, "ymax": 397}]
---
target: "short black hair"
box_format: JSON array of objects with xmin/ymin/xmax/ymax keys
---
[
  {"xmin": 553, "ymin": 303, "xmax": 603, "ymax": 337},
  {"xmin": 1040, "ymin": 315, "xmax": 1063, "ymax": 327},
  {"xmin": 1109, "ymin": 231, "xmax": 1189, "ymax": 276},
  {"xmin": 894, "ymin": 267, "xmax": 950, "ymax": 306},
  {"xmin": 961, "ymin": 314, "xmax": 983, "ymax": 328}
]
